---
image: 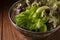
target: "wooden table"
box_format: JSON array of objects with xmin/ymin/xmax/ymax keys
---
[
  {"xmin": 0, "ymin": 1, "xmax": 60, "ymax": 40},
  {"xmin": 0, "ymin": 8, "xmax": 3, "ymax": 40}
]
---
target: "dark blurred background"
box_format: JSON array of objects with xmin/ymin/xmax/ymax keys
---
[
  {"xmin": 3, "ymin": 0, "xmax": 18, "ymax": 7},
  {"xmin": 0, "ymin": 0, "xmax": 18, "ymax": 10},
  {"xmin": 0, "ymin": 0, "xmax": 18, "ymax": 14}
]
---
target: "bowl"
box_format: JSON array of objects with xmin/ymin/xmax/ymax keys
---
[{"xmin": 8, "ymin": 0, "xmax": 60, "ymax": 39}]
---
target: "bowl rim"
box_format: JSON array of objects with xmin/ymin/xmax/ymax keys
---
[{"xmin": 8, "ymin": 1, "xmax": 60, "ymax": 34}]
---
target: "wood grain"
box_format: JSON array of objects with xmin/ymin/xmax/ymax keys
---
[
  {"xmin": 0, "ymin": 9, "xmax": 2, "ymax": 40},
  {"xmin": 46, "ymin": 29, "xmax": 60, "ymax": 40},
  {"xmin": 3, "ymin": 7, "xmax": 17, "ymax": 40}
]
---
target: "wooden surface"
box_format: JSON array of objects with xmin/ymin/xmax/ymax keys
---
[
  {"xmin": 0, "ymin": 8, "xmax": 2, "ymax": 40},
  {"xmin": 0, "ymin": 0, "xmax": 60, "ymax": 40}
]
